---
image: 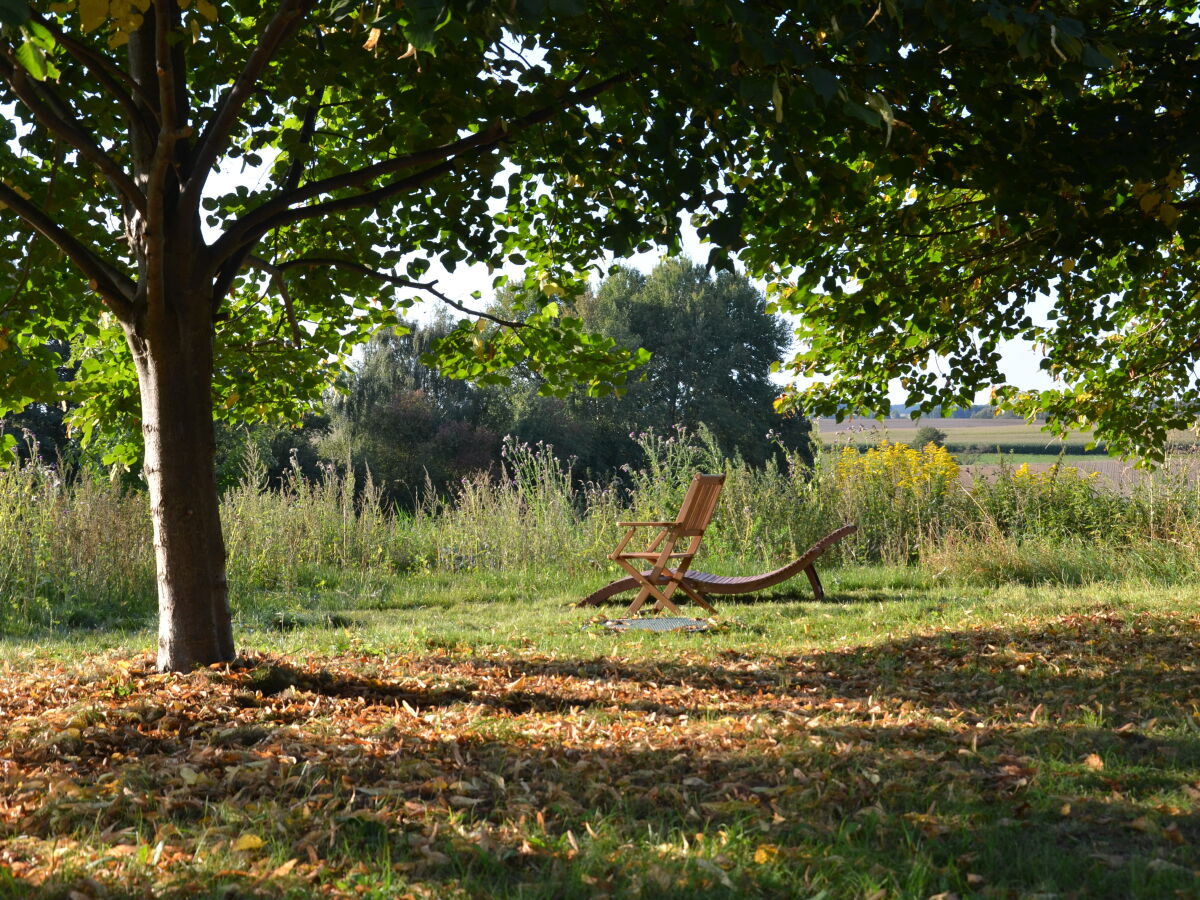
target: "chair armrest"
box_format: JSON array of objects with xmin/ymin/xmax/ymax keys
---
[{"xmin": 616, "ymin": 521, "xmax": 676, "ymax": 527}]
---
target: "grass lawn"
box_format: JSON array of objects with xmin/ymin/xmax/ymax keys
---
[{"xmin": 2, "ymin": 568, "xmax": 1199, "ymax": 898}]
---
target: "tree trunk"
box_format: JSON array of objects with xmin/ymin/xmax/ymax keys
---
[{"xmin": 124, "ymin": 288, "xmax": 235, "ymax": 672}]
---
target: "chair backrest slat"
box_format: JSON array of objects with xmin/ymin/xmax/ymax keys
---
[{"xmin": 674, "ymin": 474, "xmax": 725, "ymax": 536}]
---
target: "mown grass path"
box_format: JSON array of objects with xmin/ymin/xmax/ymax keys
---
[{"xmin": 2, "ymin": 574, "xmax": 1199, "ymax": 898}]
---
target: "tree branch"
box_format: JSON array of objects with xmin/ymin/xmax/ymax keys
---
[
  {"xmin": 214, "ymin": 147, "xmax": 468, "ymax": 263},
  {"xmin": 1123, "ymin": 295, "xmax": 1200, "ymax": 382},
  {"xmin": 895, "ymin": 219, "xmax": 991, "ymax": 239},
  {"xmin": 182, "ymin": 0, "xmax": 311, "ymax": 213},
  {"xmin": 0, "ymin": 146, "xmax": 64, "ymax": 320},
  {"xmin": 949, "ymin": 229, "xmax": 1052, "ymax": 268},
  {"xmin": 212, "ymin": 71, "xmax": 631, "ymax": 265},
  {"xmin": 143, "ymin": 0, "xmax": 188, "ymax": 317},
  {"xmin": 263, "ymin": 155, "xmax": 464, "ymax": 232},
  {"xmin": 276, "ymin": 28, "xmax": 325, "ymax": 197},
  {"xmin": 271, "ymin": 256, "xmax": 525, "ymax": 328},
  {"xmin": 278, "ymin": 89, "xmax": 320, "ymax": 195},
  {"xmin": 155, "ymin": 0, "xmax": 180, "ymax": 141},
  {"xmin": 0, "ymin": 183, "xmax": 136, "ymax": 319},
  {"xmin": 0, "ymin": 52, "xmax": 147, "ymax": 216},
  {"xmin": 29, "ymin": 13, "xmax": 159, "ymax": 137},
  {"xmin": 245, "ymin": 256, "xmax": 305, "ymax": 346}
]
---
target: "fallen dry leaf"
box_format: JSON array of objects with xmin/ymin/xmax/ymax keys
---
[
  {"xmin": 753, "ymin": 844, "xmax": 779, "ymax": 864},
  {"xmin": 231, "ymin": 834, "xmax": 265, "ymax": 853},
  {"xmin": 270, "ymin": 858, "xmax": 300, "ymax": 878}
]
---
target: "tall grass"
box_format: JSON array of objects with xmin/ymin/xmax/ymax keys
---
[
  {"xmin": 0, "ymin": 460, "xmax": 153, "ymax": 630},
  {"xmin": 5, "ymin": 429, "xmax": 1200, "ymax": 631},
  {"xmin": 222, "ymin": 446, "xmax": 415, "ymax": 588}
]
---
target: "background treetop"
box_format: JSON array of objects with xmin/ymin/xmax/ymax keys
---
[{"xmin": 316, "ymin": 258, "xmax": 811, "ymax": 501}]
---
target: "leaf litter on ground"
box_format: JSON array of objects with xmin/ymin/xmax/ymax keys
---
[{"xmin": 0, "ymin": 610, "xmax": 1199, "ymax": 897}]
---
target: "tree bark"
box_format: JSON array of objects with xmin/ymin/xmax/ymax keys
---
[{"xmin": 124, "ymin": 286, "xmax": 235, "ymax": 671}]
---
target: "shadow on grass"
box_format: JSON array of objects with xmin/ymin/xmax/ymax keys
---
[{"xmin": 3, "ymin": 614, "xmax": 1200, "ymax": 898}]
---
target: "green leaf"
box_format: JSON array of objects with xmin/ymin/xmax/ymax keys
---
[
  {"xmin": 15, "ymin": 38, "xmax": 50, "ymax": 81},
  {"xmin": 24, "ymin": 19, "xmax": 54, "ymax": 50},
  {"xmin": 1081, "ymin": 44, "xmax": 1116, "ymax": 70},
  {"xmin": 805, "ymin": 66, "xmax": 839, "ymax": 102},
  {"xmin": 843, "ymin": 101, "xmax": 880, "ymax": 127},
  {"xmin": 399, "ymin": 0, "xmax": 451, "ymax": 53}
]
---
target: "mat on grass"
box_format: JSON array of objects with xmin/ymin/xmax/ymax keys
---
[{"xmin": 601, "ymin": 616, "xmax": 713, "ymax": 633}]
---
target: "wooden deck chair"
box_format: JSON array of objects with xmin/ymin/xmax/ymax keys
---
[
  {"xmin": 578, "ymin": 523, "xmax": 858, "ymax": 609},
  {"xmin": 609, "ymin": 473, "xmax": 725, "ymax": 617}
]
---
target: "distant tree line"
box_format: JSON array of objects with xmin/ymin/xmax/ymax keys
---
[
  {"xmin": 886, "ymin": 404, "xmax": 1033, "ymax": 420},
  {"xmin": 1, "ymin": 340, "xmax": 74, "ymax": 465},
  {"xmin": 308, "ymin": 258, "xmax": 812, "ymax": 503}
]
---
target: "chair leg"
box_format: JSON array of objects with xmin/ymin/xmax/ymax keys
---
[
  {"xmin": 649, "ymin": 580, "xmax": 685, "ymax": 615},
  {"xmin": 625, "ymin": 584, "xmax": 655, "ymax": 617},
  {"xmin": 805, "ymin": 564, "xmax": 824, "ymax": 601},
  {"xmin": 676, "ymin": 582, "xmax": 717, "ymax": 615},
  {"xmin": 627, "ymin": 581, "xmax": 683, "ymax": 616},
  {"xmin": 652, "ymin": 577, "xmax": 715, "ymax": 615}
]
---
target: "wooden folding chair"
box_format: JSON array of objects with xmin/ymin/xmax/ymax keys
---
[{"xmin": 609, "ymin": 473, "xmax": 725, "ymax": 617}]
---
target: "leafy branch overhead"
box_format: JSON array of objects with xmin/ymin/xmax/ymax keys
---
[
  {"xmin": 748, "ymin": 4, "xmax": 1200, "ymax": 460},
  {"xmin": 0, "ymin": 0, "xmax": 722, "ymax": 442}
]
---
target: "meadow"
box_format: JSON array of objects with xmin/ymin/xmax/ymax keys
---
[
  {"xmin": 815, "ymin": 416, "xmax": 1104, "ymax": 454},
  {"xmin": 2, "ymin": 430, "xmax": 1200, "ymax": 898},
  {"xmin": 818, "ymin": 415, "xmax": 1200, "ymax": 493}
]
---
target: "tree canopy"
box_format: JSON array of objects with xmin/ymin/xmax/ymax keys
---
[
  {"xmin": 749, "ymin": 2, "xmax": 1200, "ymax": 460},
  {"xmin": 572, "ymin": 258, "xmax": 810, "ymax": 468}
]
